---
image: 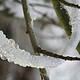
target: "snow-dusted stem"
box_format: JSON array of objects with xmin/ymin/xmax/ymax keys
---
[
  {"xmin": 21, "ymin": 0, "xmax": 38, "ymax": 54},
  {"xmin": 0, "ymin": 31, "xmax": 63, "ymax": 68},
  {"xmin": 21, "ymin": 0, "xmax": 48, "ymax": 79}
]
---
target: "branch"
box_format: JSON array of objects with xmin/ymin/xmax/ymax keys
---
[
  {"xmin": 21, "ymin": 1, "xmax": 49, "ymax": 80},
  {"xmin": 37, "ymin": 47, "xmax": 80, "ymax": 61},
  {"xmin": 21, "ymin": 0, "xmax": 38, "ymax": 54},
  {"xmin": 59, "ymin": 0, "xmax": 80, "ymax": 9}
]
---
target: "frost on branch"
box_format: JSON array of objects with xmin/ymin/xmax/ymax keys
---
[
  {"xmin": 0, "ymin": 31, "xmax": 63, "ymax": 68},
  {"xmin": 63, "ymin": 0, "xmax": 80, "ymax": 55}
]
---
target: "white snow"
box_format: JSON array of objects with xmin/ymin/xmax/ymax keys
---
[
  {"xmin": 0, "ymin": 31, "xmax": 63, "ymax": 68},
  {"xmin": 2, "ymin": 0, "xmax": 80, "ymax": 80}
]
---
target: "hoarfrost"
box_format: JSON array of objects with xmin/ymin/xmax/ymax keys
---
[
  {"xmin": 47, "ymin": 0, "xmax": 80, "ymax": 80},
  {"xmin": 63, "ymin": 0, "xmax": 80, "ymax": 55},
  {"xmin": 0, "ymin": 31, "xmax": 63, "ymax": 68}
]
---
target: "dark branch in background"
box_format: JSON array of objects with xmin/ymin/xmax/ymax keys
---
[
  {"xmin": 14, "ymin": 0, "xmax": 58, "ymax": 26},
  {"xmin": 31, "ymin": 7, "xmax": 59, "ymax": 26},
  {"xmin": 14, "ymin": 0, "xmax": 21, "ymax": 3},
  {"xmin": 15, "ymin": 0, "xmax": 60, "ymax": 27},
  {"xmin": 59, "ymin": 0, "xmax": 80, "ymax": 9},
  {"xmin": 14, "ymin": 0, "xmax": 52, "ymax": 9},
  {"xmin": 21, "ymin": 1, "xmax": 48, "ymax": 80},
  {"xmin": 29, "ymin": 3, "xmax": 53, "ymax": 9}
]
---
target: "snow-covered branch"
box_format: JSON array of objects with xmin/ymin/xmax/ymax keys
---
[
  {"xmin": 63, "ymin": 0, "xmax": 80, "ymax": 55},
  {"xmin": 0, "ymin": 31, "xmax": 80, "ymax": 69},
  {"xmin": 0, "ymin": 31, "xmax": 63, "ymax": 68}
]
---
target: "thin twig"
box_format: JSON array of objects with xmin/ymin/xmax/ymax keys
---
[
  {"xmin": 21, "ymin": 0, "xmax": 38, "ymax": 54},
  {"xmin": 31, "ymin": 7, "xmax": 59, "ymax": 26},
  {"xmin": 59, "ymin": 0, "xmax": 80, "ymax": 9},
  {"xmin": 37, "ymin": 47, "xmax": 80, "ymax": 61},
  {"xmin": 29, "ymin": 3, "xmax": 53, "ymax": 9},
  {"xmin": 21, "ymin": 1, "xmax": 48, "ymax": 80}
]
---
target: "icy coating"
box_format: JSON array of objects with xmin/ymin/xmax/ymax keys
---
[
  {"xmin": 0, "ymin": 31, "xmax": 63, "ymax": 68},
  {"xmin": 63, "ymin": 0, "xmax": 80, "ymax": 56},
  {"xmin": 47, "ymin": 1, "xmax": 80, "ymax": 80}
]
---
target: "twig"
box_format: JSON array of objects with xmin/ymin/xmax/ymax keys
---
[
  {"xmin": 29, "ymin": 3, "xmax": 53, "ymax": 9},
  {"xmin": 21, "ymin": 0, "xmax": 38, "ymax": 54},
  {"xmin": 14, "ymin": 0, "xmax": 52, "ymax": 9},
  {"xmin": 51, "ymin": 0, "xmax": 72, "ymax": 37},
  {"xmin": 21, "ymin": 2, "xmax": 80, "ymax": 80},
  {"xmin": 21, "ymin": 1, "xmax": 48, "ymax": 80},
  {"xmin": 59, "ymin": 0, "xmax": 80, "ymax": 9},
  {"xmin": 31, "ymin": 7, "xmax": 59, "ymax": 26},
  {"xmin": 37, "ymin": 47, "xmax": 80, "ymax": 61}
]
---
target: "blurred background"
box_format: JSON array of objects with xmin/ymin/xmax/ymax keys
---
[{"xmin": 0, "ymin": 0, "xmax": 69, "ymax": 80}]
